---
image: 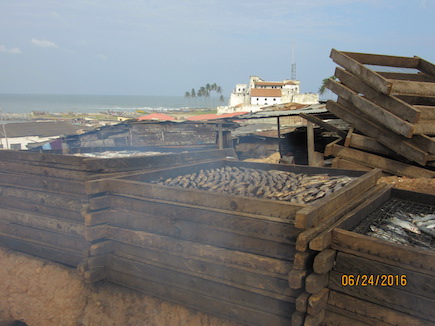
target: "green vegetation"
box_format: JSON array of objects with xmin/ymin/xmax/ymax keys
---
[
  {"xmin": 185, "ymin": 83, "xmax": 225, "ymax": 108},
  {"xmin": 318, "ymin": 76, "xmax": 337, "ymax": 95}
]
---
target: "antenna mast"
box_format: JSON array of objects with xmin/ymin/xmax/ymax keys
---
[{"xmin": 291, "ymin": 43, "xmax": 296, "ymax": 80}]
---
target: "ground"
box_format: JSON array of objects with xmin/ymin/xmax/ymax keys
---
[
  {"xmin": 378, "ymin": 176, "xmax": 435, "ymax": 195},
  {"xmin": 0, "ymin": 247, "xmax": 242, "ymax": 326}
]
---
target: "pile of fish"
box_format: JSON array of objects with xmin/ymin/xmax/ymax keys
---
[
  {"xmin": 153, "ymin": 166, "xmax": 354, "ymax": 204},
  {"xmin": 367, "ymin": 211, "xmax": 435, "ymax": 250},
  {"xmin": 74, "ymin": 150, "xmax": 171, "ymax": 158}
]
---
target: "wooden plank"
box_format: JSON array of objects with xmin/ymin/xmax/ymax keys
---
[
  {"xmin": 108, "ymin": 255, "xmax": 294, "ymax": 318},
  {"xmin": 303, "ymin": 308, "xmax": 325, "ymax": 326},
  {"xmin": 416, "ymin": 105, "xmax": 435, "ymax": 120},
  {"xmin": 291, "ymin": 311, "xmax": 306, "ymax": 326},
  {"xmin": 108, "ymin": 270, "xmax": 292, "ymax": 326},
  {"xmin": 0, "ymin": 185, "xmax": 85, "ymax": 211},
  {"xmin": 305, "ymin": 272, "xmax": 328, "ymax": 294},
  {"xmin": 0, "ymin": 171, "xmax": 86, "ymax": 195},
  {"xmin": 105, "ymin": 226, "xmax": 292, "ymax": 276},
  {"xmin": 419, "ymin": 57, "xmax": 435, "ymax": 78},
  {"xmin": 378, "ymin": 71, "xmax": 435, "ymax": 82},
  {"xmin": 105, "ymin": 207, "xmax": 296, "ymax": 261},
  {"xmin": 0, "ymin": 207, "xmax": 85, "ymax": 236},
  {"xmin": 289, "ymin": 269, "xmax": 307, "ymax": 289},
  {"xmin": 392, "ymin": 187, "xmax": 435, "ymax": 204},
  {"xmin": 343, "ymin": 127, "xmax": 353, "ymax": 147},
  {"xmin": 331, "ymin": 229, "xmax": 435, "ymax": 276},
  {"xmin": 309, "ymin": 184, "xmax": 392, "ymax": 251},
  {"xmin": 324, "ymin": 309, "xmax": 372, "ymax": 326},
  {"xmin": 333, "ymin": 252, "xmax": 435, "ymax": 299},
  {"xmin": 343, "ymin": 51, "xmax": 420, "ymax": 69},
  {"xmin": 413, "ymin": 120, "xmax": 435, "ymax": 134},
  {"xmin": 108, "ymin": 195, "xmax": 301, "ymax": 243},
  {"xmin": 307, "ymin": 288, "xmax": 329, "ymax": 316},
  {"xmin": 347, "ymin": 133, "xmax": 397, "ymax": 157},
  {"xmin": 293, "ymin": 251, "xmax": 316, "ymax": 271},
  {"xmin": 0, "ymin": 234, "xmax": 83, "ymax": 267},
  {"xmin": 307, "ymin": 121, "xmax": 315, "ymax": 166},
  {"xmin": 335, "ymin": 67, "xmax": 422, "ymax": 123},
  {"xmin": 330, "ymin": 49, "xmax": 393, "ymax": 94},
  {"xmin": 110, "ymin": 179, "xmax": 303, "ymax": 220},
  {"xmin": 113, "ymin": 242, "xmax": 297, "ymax": 298},
  {"xmin": 409, "ymin": 135, "xmax": 435, "ymax": 155},
  {"xmin": 0, "ymin": 150, "xmax": 84, "ymax": 167},
  {"xmin": 83, "ymin": 148, "xmax": 237, "ymax": 173},
  {"xmin": 295, "ymin": 168, "xmax": 381, "ymax": 229},
  {"xmin": 87, "ymin": 240, "xmax": 114, "ymax": 257},
  {"xmin": 88, "ymin": 195, "xmax": 111, "ymax": 210},
  {"xmin": 328, "ymin": 290, "xmax": 435, "ymax": 326},
  {"xmin": 296, "ymin": 292, "xmax": 310, "ymax": 312},
  {"xmin": 327, "ymin": 305, "xmax": 392, "ymax": 326},
  {"xmin": 329, "ymin": 270, "xmax": 435, "ymax": 322},
  {"xmin": 331, "ymin": 158, "xmax": 373, "ymax": 172},
  {"xmin": 0, "ymin": 160, "xmax": 89, "ymax": 180},
  {"xmin": 327, "ymin": 79, "xmax": 415, "ymax": 137},
  {"xmin": 0, "ymin": 220, "xmax": 86, "ymax": 252},
  {"xmin": 390, "ymin": 79, "xmax": 435, "ymax": 97},
  {"xmin": 295, "ymin": 178, "xmax": 384, "ymax": 252},
  {"xmin": 328, "ymin": 99, "xmax": 428, "ymax": 165},
  {"xmin": 313, "ymin": 249, "xmax": 336, "ymax": 274},
  {"xmin": 326, "ymin": 142, "xmax": 435, "ymax": 178},
  {"xmin": 83, "ymin": 268, "xmax": 108, "ymax": 284},
  {"xmin": 0, "ymin": 196, "xmax": 83, "ymax": 222},
  {"xmin": 300, "ymin": 113, "xmax": 347, "ymax": 138}
]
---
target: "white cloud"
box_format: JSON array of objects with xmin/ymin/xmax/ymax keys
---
[
  {"xmin": 31, "ymin": 38, "xmax": 58, "ymax": 48},
  {"xmin": 0, "ymin": 44, "xmax": 22, "ymax": 54}
]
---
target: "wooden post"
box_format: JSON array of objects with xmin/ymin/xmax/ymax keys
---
[
  {"xmin": 307, "ymin": 121, "xmax": 314, "ymax": 166},
  {"xmin": 277, "ymin": 116, "xmax": 282, "ymax": 158},
  {"xmin": 218, "ymin": 123, "xmax": 223, "ymax": 149}
]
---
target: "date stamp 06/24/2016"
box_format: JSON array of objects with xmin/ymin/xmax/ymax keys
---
[{"xmin": 341, "ymin": 274, "xmax": 407, "ymax": 287}]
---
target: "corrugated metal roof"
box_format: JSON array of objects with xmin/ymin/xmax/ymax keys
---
[
  {"xmin": 230, "ymin": 103, "xmax": 327, "ymax": 119},
  {"xmin": 2, "ymin": 121, "xmax": 89, "ymax": 137}
]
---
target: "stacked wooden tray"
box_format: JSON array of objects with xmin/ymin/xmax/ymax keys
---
[
  {"xmin": 325, "ymin": 49, "xmax": 435, "ymax": 174},
  {"xmin": 325, "ymin": 188, "xmax": 435, "ymax": 325},
  {"xmin": 0, "ymin": 149, "xmax": 236, "ymax": 267},
  {"xmin": 83, "ymin": 160, "xmax": 379, "ymax": 326}
]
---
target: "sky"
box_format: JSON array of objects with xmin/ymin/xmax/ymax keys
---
[{"xmin": 0, "ymin": 0, "xmax": 434, "ymax": 97}]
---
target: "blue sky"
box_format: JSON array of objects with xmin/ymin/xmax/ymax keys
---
[{"xmin": 0, "ymin": 0, "xmax": 434, "ymax": 97}]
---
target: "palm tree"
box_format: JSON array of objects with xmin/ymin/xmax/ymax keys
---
[
  {"xmin": 219, "ymin": 95, "xmax": 225, "ymax": 103},
  {"xmin": 184, "ymin": 91, "xmax": 191, "ymax": 107},
  {"xmin": 191, "ymin": 88, "xmax": 196, "ymax": 107},
  {"xmin": 319, "ymin": 76, "xmax": 337, "ymax": 96}
]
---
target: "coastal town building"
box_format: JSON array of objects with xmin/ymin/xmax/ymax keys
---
[{"xmin": 218, "ymin": 76, "xmax": 319, "ymax": 114}]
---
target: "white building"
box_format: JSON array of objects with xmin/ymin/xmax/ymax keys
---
[{"xmin": 219, "ymin": 76, "xmax": 319, "ymax": 114}]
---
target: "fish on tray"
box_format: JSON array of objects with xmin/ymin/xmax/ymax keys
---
[
  {"xmin": 366, "ymin": 210, "xmax": 435, "ymax": 250},
  {"xmin": 153, "ymin": 166, "xmax": 355, "ymax": 204}
]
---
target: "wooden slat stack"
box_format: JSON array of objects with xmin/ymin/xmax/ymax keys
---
[
  {"xmin": 325, "ymin": 49, "xmax": 435, "ymax": 176},
  {"xmin": 290, "ymin": 171, "xmax": 385, "ymax": 325},
  {"xmin": 324, "ymin": 188, "xmax": 435, "ymax": 325},
  {"xmin": 0, "ymin": 149, "xmax": 237, "ymax": 268},
  {"xmin": 82, "ymin": 160, "xmax": 378, "ymax": 326},
  {"xmin": 0, "ymin": 151, "xmax": 91, "ymax": 267}
]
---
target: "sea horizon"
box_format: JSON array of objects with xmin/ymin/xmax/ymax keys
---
[{"xmin": 0, "ymin": 93, "xmax": 222, "ymax": 114}]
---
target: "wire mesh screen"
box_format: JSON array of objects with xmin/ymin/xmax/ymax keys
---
[
  {"xmin": 364, "ymin": 65, "xmax": 421, "ymax": 74},
  {"xmin": 354, "ymin": 198, "xmax": 435, "ymax": 250}
]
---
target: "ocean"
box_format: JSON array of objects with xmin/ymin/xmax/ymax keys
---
[{"xmin": 0, "ymin": 94, "xmax": 216, "ymax": 114}]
